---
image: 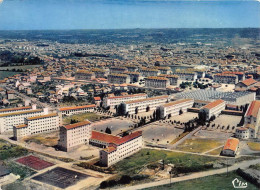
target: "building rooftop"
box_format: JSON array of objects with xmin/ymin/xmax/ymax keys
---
[
  {"xmin": 202, "ymin": 99, "xmax": 224, "ymax": 109},
  {"xmin": 59, "ymin": 104, "xmax": 96, "ymax": 111},
  {"xmin": 91, "ymin": 131, "xmax": 120, "ymax": 144},
  {"xmin": 245, "ymin": 100, "xmax": 260, "ymax": 118},
  {"xmin": 107, "ymin": 93, "xmax": 146, "ymax": 100},
  {"xmin": 0, "ymin": 109, "xmax": 43, "ymax": 118},
  {"xmin": 241, "ymin": 78, "xmax": 257, "ymax": 86},
  {"xmin": 223, "ymin": 138, "xmax": 239, "ymax": 151},
  {"xmin": 0, "ymin": 106, "xmax": 32, "ymax": 113},
  {"xmin": 145, "ymin": 76, "xmax": 168, "ymax": 81},
  {"xmin": 163, "ymin": 99, "xmax": 193, "ymax": 107},
  {"xmin": 63, "ymin": 120, "xmax": 91, "ymax": 130},
  {"xmin": 125, "ymin": 95, "xmax": 168, "ymax": 104},
  {"xmin": 27, "ymin": 113, "xmax": 58, "ymax": 121}
]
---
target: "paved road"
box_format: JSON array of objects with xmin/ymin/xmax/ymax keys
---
[{"xmin": 117, "ymin": 158, "xmax": 260, "ymax": 190}]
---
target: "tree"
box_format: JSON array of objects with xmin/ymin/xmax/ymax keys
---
[
  {"xmin": 100, "ymin": 181, "xmax": 108, "ymax": 189},
  {"xmin": 119, "ymin": 175, "xmax": 132, "ymax": 184},
  {"xmin": 198, "ymin": 110, "xmax": 207, "ymax": 124},
  {"xmin": 179, "ymin": 109, "xmax": 183, "ymax": 115},
  {"xmin": 105, "ymin": 127, "xmax": 112, "ymax": 134},
  {"xmin": 135, "ymin": 107, "xmax": 139, "ymax": 114},
  {"xmin": 122, "ymin": 131, "xmax": 129, "ymax": 137},
  {"xmin": 70, "ymin": 119, "xmax": 78, "ymax": 124},
  {"xmin": 146, "ymin": 106, "xmax": 150, "ymax": 112}
]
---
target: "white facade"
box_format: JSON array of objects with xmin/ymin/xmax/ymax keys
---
[
  {"xmin": 58, "ymin": 120, "xmax": 92, "ymax": 152},
  {"xmin": 0, "ymin": 108, "xmax": 48, "ymax": 133},
  {"xmin": 158, "ymin": 99, "xmax": 194, "ymax": 119},
  {"xmin": 175, "ymin": 72, "xmax": 197, "ymax": 81},
  {"xmin": 122, "ymin": 95, "xmax": 169, "ymax": 114},
  {"xmin": 99, "ymin": 131, "xmax": 143, "ymax": 167},
  {"xmin": 59, "ymin": 104, "xmax": 96, "ymax": 116},
  {"xmin": 213, "ymin": 74, "xmax": 238, "ymax": 84},
  {"xmin": 13, "ymin": 113, "xmax": 59, "ymax": 140},
  {"xmin": 0, "ymin": 104, "xmax": 36, "ymax": 115},
  {"xmin": 199, "ymin": 99, "xmax": 225, "ymax": 120},
  {"xmin": 103, "ymin": 93, "xmax": 147, "ymax": 108},
  {"xmin": 107, "ymin": 74, "xmax": 130, "ymax": 84}
]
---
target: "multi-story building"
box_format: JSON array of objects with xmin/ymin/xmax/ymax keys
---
[
  {"xmin": 0, "ymin": 108, "xmax": 48, "ymax": 133},
  {"xmin": 109, "ymin": 67, "xmax": 127, "ymax": 74},
  {"xmin": 174, "ymin": 71, "xmax": 197, "ymax": 81},
  {"xmin": 107, "ymin": 74, "xmax": 130, "ymax": 84},
  {"xmin": 152, "ymin": 66, "xmax": 171, "ymax": 75},
  {"xmin": 125, "ymin": 72, "xmax": 141, "ymax": 83},
  {"xmin": 122, "ymin": 95, "xmax": 169, "ymax": 114},
  {"xmin": 59, "ymin": 104, "xmax": 96, "ymax": 116},
  {"xmin": 91, "ymin": 68, "xmax": 106, "ymax": 78},
  {"xmin": 125, "ymin": 65, "xmax": 138, "ymax": 72},
  {"xmin": 213, "ymin": 74, "xmax": 238, "ymax": 84},
  {"xmin": 199, "ymin": 99, "xmax": 225, "ymax": 120},
  {"xmin": 99, "ymin": 131, "xmax": 143, "ymax": 167},
  {"xmin": 139, "ymin": 67, "xmax": 160, "ymax": 77},
  {"xmin": 89, "ymin": 130, "xmax": 121, "ymax": 148},
  {"xmin": 75, "ymin": 70, "xmax": 95, "ymax": 81},
  {"xmin": 0, "ymin": 104, "xmax": 36, "ymax": 115},
  {"xmin": 58, "ymin": 120, "xmax": 92, "ymax": 152},
  {"xmin": 13, "ymin": 113, "xmax": 60, "ymax": 140},
  {"xmin": 238, "ymin": 100, "xmax": 260, "ymax": 139},
  {"xmin": 103, "ymin": 93, "xmax": 147, "ymax": 108},
  {"xmin": 222, "ymin": 71, "xmax": 245, "ymax": 81},
  {"xmin": 158, "ymin": 99, "xmax": 194, "ymax": 119},
  {"xmin": 145, "ymin": 76, "xmax": 170, "ymax": 89},
  {"xmin": 159, "ymin": 74, "xmax": 179, "ymax": 86}
]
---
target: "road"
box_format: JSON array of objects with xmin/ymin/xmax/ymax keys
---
[{"xmin": 117, "ymin": 158, "xmax": 260, "ymax": 190}]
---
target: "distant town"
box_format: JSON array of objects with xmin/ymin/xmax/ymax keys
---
[{"xmin": 0, "ymin": 29, "xmax": 259, "ymax": 190}]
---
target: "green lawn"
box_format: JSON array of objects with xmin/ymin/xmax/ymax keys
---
[
  {"xmin": 114, "ymin": 149, "xmax": 225, "ymax": 176},
  {"xmin": 145, "ymin": 171, "xmax": 259, "ymax": 190},
  {"xmin": 0, "ymin": 139, "xmax": 28, "ymax": 160},
  {"xmin": 63, "ymin": 112, "xmax": 107, "ymax": 124},
  {"xmin": 249, "ymin": 164, "xmax": 260, "ymax": 171},
  {"xmin": 7, "ymin": 162, "xmax": 36, "ymax": 180},
  {"xmin": 175, "ymin": 138, "xmax": 223, "ymax": 153}
]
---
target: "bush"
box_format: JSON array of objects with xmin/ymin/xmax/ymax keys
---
[
  {"xmin": 100, "ymin": 181, "xmax": 108, "ymax": 189},
  {"xmin": 119, "ymin": 175, "xmax": 132, "ymax": 184}
]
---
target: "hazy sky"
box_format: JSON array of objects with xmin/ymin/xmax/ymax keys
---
[{"xmin": 0, "ymin": 0, "xmax": 259, "ymax": 30}]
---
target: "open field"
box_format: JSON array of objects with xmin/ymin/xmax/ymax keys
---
[
  {"xmin": 6, "ymin": 162, "xmax": 36, "ymax": 180},
  {"xmin": 142, "ymin": 123, "xmax": 184, "ymax": 144},
  {"xmin": 212, "ymin": 115, "xmax": 241, "ymax": 128},
  {"xmin": 145, "ymin": 171, "xmax": 259, "ymax": 190},
  {"xmin": 63, "ymin": 112, "xmax": 106, "ymax": 125},
  {"xmin": 113, "ymin": 149, "xmax": 225, "ymax": 176},
  {"xmin": 175, "ymin": 138, "xmax": 223, "ymax": 153},
  {"xmin": 247, "ymin": 142, "xmax": 260, "ymax": 151},
  {"xmin": 169, "ymin": 112, "xmax": 198, "ymax": 123},
  {"xmin": 23, "ymin": 132, "xmax": 59, "ymax": 147},
  {"xmin": 206, "ymin": 147, "xmax": 223, "ymax": 156}
]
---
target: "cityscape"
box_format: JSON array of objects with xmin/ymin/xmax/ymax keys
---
[{"xmin": 0, "ymin": 0, "xmax": 260, "ymax": 190}]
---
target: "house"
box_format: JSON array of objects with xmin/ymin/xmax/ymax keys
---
[{"xmin": 221, "ymin": 138, "xmax": 239, "ymax": 157}]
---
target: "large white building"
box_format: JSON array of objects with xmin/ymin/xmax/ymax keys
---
[
  {"xmin": 75, "ymin": 70, "xmax": 95, "ymax": 81},
  {"xmin": 58, "ymin": 120, "xmax": 92, "ymax": 152},
  {"xmin": 99, "ymin": 131, "xmax": 143, "ymax": 167},
  {"xmin": 59, "ymin": 104, "xmax": 96, "ymax": 116},
  {"xmin": 122, "ymin": 95, "xmax": 169, "ymax": 114},
  {"xmin": 158, "ymin": 99, "xmax": 194, "ymax": 119},
  {"xmin": 236, "ymin": 100, "xmax": 260, "ymax": 139},
  {"xmin": 13, "ymin": 113, "xmax": 60, "ymax": 140},
  {"xmin": 0, "ymin": 105, "xmax": 36, "ymax": 115},
  {"xmin": 0, "ymin": 108, "xmax": 48, "ymax": 133},
  {"xmin": 159, "ymin": 74, "xmax": 179, "ymax": 86},
  {"xmin": 174, "ymin": 72, "xmax": 197, "ymax": 81},
  {"xmin": 103, "ymin": 93, "xmax": 147, "ymax": 108},
  {"xmin": 145, "ymin": 76, "xmax": 170, "ymax": 89},
  {"xmin": 199, "ymin": 99, "xmax": 225, "ymax": 120}
]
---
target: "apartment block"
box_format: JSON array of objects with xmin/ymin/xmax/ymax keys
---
[
  {"xmin": 13, "ymin": 113, "xmax": 59, "ymax": 140},
  {"xmin": 107, "ymin": 74, "xmax": 130, "ymax": 84},
  {"xmin": 59, "ymin": 104, "xmax": 96, "ymax": 116},
  {"xmin": 213, "ymin": 74, "xmax": 238, "ymax": 84},
  {"xmin": 199, "ymin": 99, "xmax": 225, "ymax": 120},
  {"xmin": 58, "ymin": 120, "xmax": 92, "ymax": 152},
  {"xmin": 122, "ymin": 95, "xmax": 169, "ymax": 114},
  {"xmin": 75, "ymin": 70, "xmax": 95, "ymax": 81},
  {"xmin": 145, "ymin": 76, "xmax": 170, "ymax": 89},
  {"xmin": 158, "ymin": 99, "xmax": 194, "ymax": 119},
  {"xmin": 159, "ymin": 74, "xmax": 179, "ymax": 86},
  {"xmin": 103, "ymin": 93, "xmax": 147, "ymax": 108}
]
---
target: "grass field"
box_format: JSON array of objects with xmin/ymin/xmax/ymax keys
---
[
  {"xmin": 249, "ymin": 164, "xmax": 260, "ymax": 171},
  {"xmin": 206, "ymin": 146, "xmax": 223, "ymax": 156},
  {"xmin": 114, "ymin": 149, "xmax": 225, "ymax": 176},
  {"xmin": 63, "ymin": 112, "xmax": 105, "ymax": 124},
  {"xmin": 247, "ymin": 142, "xmax": 260, "ymax": 151},
  {"xmin": 23, "ymin": 135, "xmax": 58, "ymax": 147},
  {"xmin": 0, "ymin": 139, "xmax": 28, "ymax": 160},
  {"xmin": 7, "ymin": 162, "xmax": 36, "ymax": 180},
  {"xmin": 175, "ymin": 138, "xmax": 223, "ymax": 153},
  {"xmin": 145, "ymin": 171, "xmax": 259, "ymax": 190}
]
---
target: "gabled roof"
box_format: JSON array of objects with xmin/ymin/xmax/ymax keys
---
[
  {"xmin": 223, "ymin": 138, "xmax": 239, "ymax": 151},
  {"xmin": 241, "ymin": 78, "xmax": 257, "ymax": 86},
  {"xmin": 202, "ymin": 99, "xmax": 225, "ymax": 110},
  {"xmin": 0, "ymin": 106, "xmax": 31, "ymax": 113},
  {"xmin": 59, "ymin": 104, "xmax": 96, "ymax": 111},
  {"xmin": 90, "ymin": 131, "xmax": 120, "ymax": 144},
  {"xmin": 245, "ymin": 100, "xmax": 260, "ymax": 117}
]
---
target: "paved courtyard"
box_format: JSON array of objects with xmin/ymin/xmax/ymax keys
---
[{"xmin": 212, "ymin": 115, "xmax": 242, "ymax": 127}]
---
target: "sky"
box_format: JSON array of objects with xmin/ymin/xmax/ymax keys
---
[{"xmin": 0, "ymin": 0, "xmax": 259, "ymax": 30}]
